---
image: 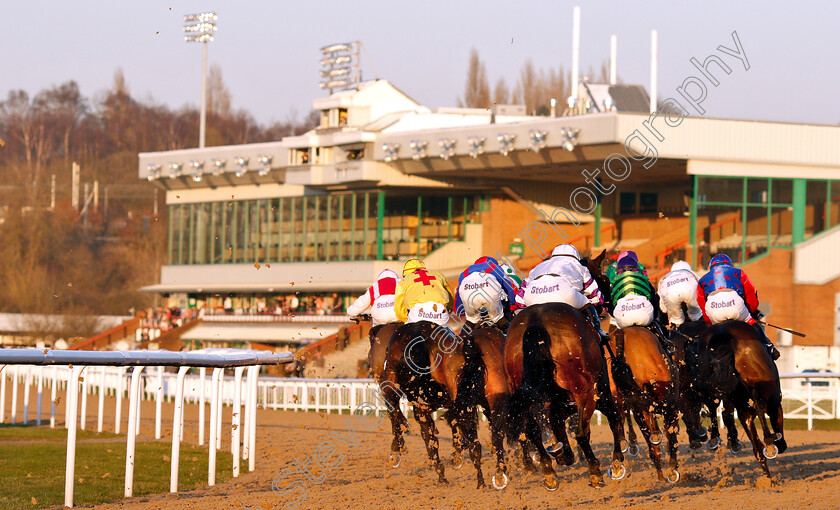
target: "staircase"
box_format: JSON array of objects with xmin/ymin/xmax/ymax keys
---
[{"xmin": 304, "ymin": 338, "xmax": 371, "ymax": 379}]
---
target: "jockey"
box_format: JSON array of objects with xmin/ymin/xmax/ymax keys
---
[
  {"xmin": 500, "ymin": 263, "xmax": 523, "ymax": 290},
  {"xmin": 697, "ymin": 254, "xmax": 780, "ymax": 360},
  {"xmin": 394, "ymin": 259, "xmax": 454, "ymax": 327},
  {"xmin": 657, "ymin": 260, "xmax": 703, "ymax": 327},
  {"xmin": 455, "ymin": 256, "xmax": 518, "ymax": 329},
  {"xmin": 517, "ymin": 244, "xmax": 609, "ymax": 344},
  {"xmin": 609, "ymin": 257, "xmax": 674, "ymax": 352},
  {"xmin": 605, "ymin": 250, "xmax": 648, "ymax": 284},
  {"xmin": 347, "ymin": 269, "xmax": 401, "ymax": 327}
]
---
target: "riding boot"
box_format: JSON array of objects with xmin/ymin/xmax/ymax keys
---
[
  {"xmin": 752, "ymin": 322, "xmax": 781, "ymax": 360},
  {"xmin": 649, "ymin": 321, "xmax": 676, "ymax": 355},
  {"xmin": 584, "ymin": 307, "xmax": 611, "ymax": 346}
]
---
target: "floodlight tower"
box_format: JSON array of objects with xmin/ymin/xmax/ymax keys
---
[
  {"xmin": 319, "ymin": 41, "xmax": 361, "ymax": 93},
  {"xmin": 184, "ymin": 12, "xmax": 218, "ymax": 148}
]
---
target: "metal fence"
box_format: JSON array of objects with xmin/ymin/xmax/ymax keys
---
[{"xmin": 0, "ymin": 349, "xmax": 293, "ymax": 508}]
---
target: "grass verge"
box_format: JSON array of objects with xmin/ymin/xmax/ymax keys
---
[{"xmin": 0, "ymin": 425, "xmax": 239, "ymax": 510}]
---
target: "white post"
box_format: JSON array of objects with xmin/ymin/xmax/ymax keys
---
[
  {"xmin": 98, "ymin": 366, "xmax": 106, "ymax": 433},
  {"xmin": 216, "ymin": 373, "xmax": 223, "ymax": 450},
  {"xmin": 64, "ymin": 365, "xmax": 85, "ymax": 509},
  {"xmin": 50, "ymin": 366, "xmax": 57, "ymax": 428},
  {"xmin": 169, "ymin": 366, "xmax": 189, "ymax": 493},
  {"xmin": 80, "ymin": 369, "xmax": 88, "ymax": 430},
  {"xmin": 208, "ymin": 368, "xmax": 223, "ymax": 486},
  {"xmin": 136, "ymin": 374, "xmax": 143, "ymax": 436},
  {"xmin": 11, "ymin": 365, "xmax": 18, "ymax": 424},
  {"xmin": 570, "ymin": 5, "xmax": 581, "ymax": 110},
  {"xmin": 232, "ymin": 367, "xmax": 245, "ymax": 477},
  {"xmin": 155, "ymin": 366, "xmax": 164, "ymax": 439},
  {"xmin": 23, "ymin": 366, "xmax": 31, "ymax": 424},
  {"xmin": 36, "ymin": 366, "xmax": 43, "ymax": 426},
  {"xmin": 650, "ymin": 29, "xmax": 658, "ymax": 114},
  {"xmin": 199, "ymin": 41, "xmax": 207, "ymax": 148},
  {"xmin": 609, "ymin": 34, "xmax": 617, "ymax": 85},
  {"xmin": 115, "ymin": 367, "xmax": 126, "ymax": 434},
  {"xmin": 125, "ymin": 366, "xmax": 146, "ymax": 498},
  {"xmin": 242, "ymin": 371, "xmax": 251, "ymax": 461},
  {"xmin": 199, "ymin": 367, "xmax": 206, "ymax": 445},
  {"xmin": 807, "ymin": 378, "xmax": 814, "ymax": 431},
  {"xmin": 248, "ymin": 366, "xmax": 259, "ymax": 472},
  {"xmin": 0, "ymin": 365, "xmax": 6, "ymax": 424}
]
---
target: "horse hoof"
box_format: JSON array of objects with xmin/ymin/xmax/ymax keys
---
[
  {"xmin": 627, "ymin": 443, "xmax": 640, "ymax": 457},
  {"xmin": 707, "ymin": 436, "xmax": 721, "ymax": 451},
  {"xmin": 607, "ymin": 463, "xmax": 627, "ymax": 481},
  {"xmin": 530, "ymin": 451, "xmax": 541, "ymax": 466},
  {"xmin": 774, "ymin": 437, "xmax": 787, "ymax": 454},
  {"xmin": 388, "ymin": 452, "xmax": 401, "ymax": 468},
  {"xmin": 650, "ymin": 432, "xmax": 662, "ymax": 445},
  {"xmin": 544, "ymin": 441, "xmax": 563, "ymax": 455},
  {"xmin": 764, "ymin": 444, "xmax": 778, "ymax": 460},
  {"xmin": 589, "ymin": 477, "xmax": 606, "ymax": 488},
  {"xmin": 492, "ymin": 472, "xmax": 509, "ymax": 490},
  {"xmin": 730, "ymin": 440, "xmax": 742, "ymax": 454},
  {"xmin": 666, "ymin": 469, "xmax": 680, "ymax": 484},
  {"xmin": 543, "ymin": 477, "xmax": 559, "ymax": 492},
  {"xmin": 620, "ymin": 439, "xmax": 629, "ymax": 453},
  {"xmin": 452, "ymin": 457, "xmax": 463, "ymax": 470}
]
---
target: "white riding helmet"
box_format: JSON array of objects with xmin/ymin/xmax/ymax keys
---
[
  {"xmin": 377, "ymin": 269, "xmax": 400, "ymax": 281},
  {"xmin": 670, "ymin": 260, "xmax": 697, "ymax": 277},
  {"xmin": 550, "ymin": 244, "xmax": 580, "ymax": 260},
  {"xmin": 671, "ymin": 261, "xmax": 692, "ymax": 272}
]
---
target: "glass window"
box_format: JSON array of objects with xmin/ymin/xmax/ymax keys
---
[
  {"xmin": 698, "ymin": 177, "xmax": 742, "ymax": 204},
  {"xmin": 747, "ymin": 179, "xmax": 768, "ymax": 205},
  {"xmin": 772, "ymin": 179, "xmax": 793, "ymax": 205},
  {"xmin": 769, "ymin": 206, "xmax": 793, "ymax": 246},
  {"xmin": 805, "ymin": 180, "xmax": 828, "ymax": 237},
  {"xmin": 619, "ymin": 192, "xmax": 636, "ymax": 215},
  {"xmin": 639, "ymin": 193, "xmax": 658, "ymax": 214}
]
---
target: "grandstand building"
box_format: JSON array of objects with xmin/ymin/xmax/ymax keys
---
[{"xmin": 138, "ymin": 79, "xmax": 840, "ymax": 373}]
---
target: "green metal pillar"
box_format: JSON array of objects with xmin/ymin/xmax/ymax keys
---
[
  {"xmin": 337, "ymin": 195, "xmax": 344, "ymax": 260},
  {"xmin": 231, "ymin": 201, "xmax": 239, "ymax": 263},
  {"xmin": 178, "ymin": 205, "xmax": 184, "ymax": 265},
  {"xmin": 243, "ymin": 201, "xmax": 250, "ymax": 263},
  {"xmin": 351, "ymin": 193, "xmax": 357, "ymax": 261},
  {"xmin": 792, "ymin": 178, "xmax": 806, "ymax": 244},
  {"xmin": 326, "ymin": 196, "xmax": 332, "ymax": 261},
  {"xmin": 767, "ymin": 180, "xmax": 773, "ymax": 250},
  {"xmin": 363, "ymin": 193, "xmax": 369, "ymax": 260},
  {"xmin": 690, "ymin": 175, "xmax": 698, "ymax": 268},
  {"xmin": 188, "ymin": 203, "xmax": 196, "ymax": 264},
  {"xmin": 376, "ymin": 191, "xmax": 385, "ymax": 260},
  {"xmin": 277, "ymin": 197, "xmax": 283, "ymax": 262}
]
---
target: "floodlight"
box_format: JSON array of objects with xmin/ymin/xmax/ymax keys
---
[
  {"xmin": 528, "ymin": 130, "xmax": 548, "ymax": 153},
  {"xmin": 382, "ymin": 143, "xmax": 400, "ymax": 163},
  {"xmin": 497, "ymin": 133, "xmax": 516, "ymax": 156},
  {"xmin": 146, "ymin": 163, "xmax": 162, "ymax": 181},
  {"xmin": 409, "ymin": 140, "xmax": 428, "ymax": 160},
  {"xmin": 467, "ymin": 136, "xmax": 486, "ymax": 159},
  {"xmin": 190, "ymin": 160, "xmax": 205, "ymax": 182},
  {"xmin": 211, "ymin": 158, "xmax": 226, "ymax": 176},
  {"xmin": 234, "ymin": 156, "xmax": 249, "ymax": 177},
  {"xmin": 169, "ymin": 162, "xmax": 183, "ymax": 179},
  {"xmin": 257, "ymin": 155, "xmax": 273, "ymax": 176}
]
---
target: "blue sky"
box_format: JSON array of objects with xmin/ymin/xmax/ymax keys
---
[{"xmin": 2, "ymin": 1, "xmax": 837, "ymax": 126}]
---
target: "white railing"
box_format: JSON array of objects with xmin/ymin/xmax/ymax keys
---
[{"xmin": 0, "ymin": 349, "xmax": 293, "ymax": 509}]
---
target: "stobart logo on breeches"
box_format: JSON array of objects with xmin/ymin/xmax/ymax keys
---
[
  {"xmin": 460, "ymin": 272, "xmax": 504, "ymax": 324},
  {"xmin": 613, "ymin": 295, "xmax": 654, "ymax": 329},
  {"xmin": 704, "ymin": 290, "xmax": 751, "ymax": 324},
  {"xmin": 659, "ymin": 275, "xmax": 702, "ymax": 325},
  {"xmin": 523, "ymin": 275, "xmax": 588, "ymax": 308}
]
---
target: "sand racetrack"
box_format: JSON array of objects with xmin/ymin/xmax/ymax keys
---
[{"xmin": 89, "ymin": 405, "xmax": 840, "ymax": 510}]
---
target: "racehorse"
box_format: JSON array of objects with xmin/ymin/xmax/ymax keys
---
[
  {"xmin": 504, "ymin": 302, "xmax": 626, "ymax": 490},
  {"xmin": 382, "ymin": 320, "xmax": 499, "ymax": 488},
  {"xmin": 608, "ymin": 326, "xmax": 681, "ymax": 482},
  {"xmin": 686, "ymin": 320, "xmax": 786, "ymax": 478},
  {"xmin": 361, "ymin": 317, "xmax": 466, "ymax": 472},
  {"xmin": 451, "ymin": 323, "xmax": 512, "ymax": 489}
]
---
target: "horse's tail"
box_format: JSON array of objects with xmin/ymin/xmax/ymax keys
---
[
  {"xmin": 702, "ymin": 326, "xmax": 738, "ymax": 394},
  {"xmin": 506, "ymin": 319, "xmax": 554, "ymax": 446},
  {"xmin": 610, "ymin": 329, "xmax": 637, "ymax": 393},
  {"xmin": 456, "ymin": 330, "xmax": 485, "ymax": 407}
]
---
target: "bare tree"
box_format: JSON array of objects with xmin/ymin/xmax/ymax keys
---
[
  {"xmin": 207, "ymin": 64, "xmax": 232, "ymax": 118},
  {"xmin": 457, "ymin": 48, "xmax": 490, "ymax": 108},
  {"xmin": 493, "ymin": 77, "xmax": 510, "ymax": 105}
]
